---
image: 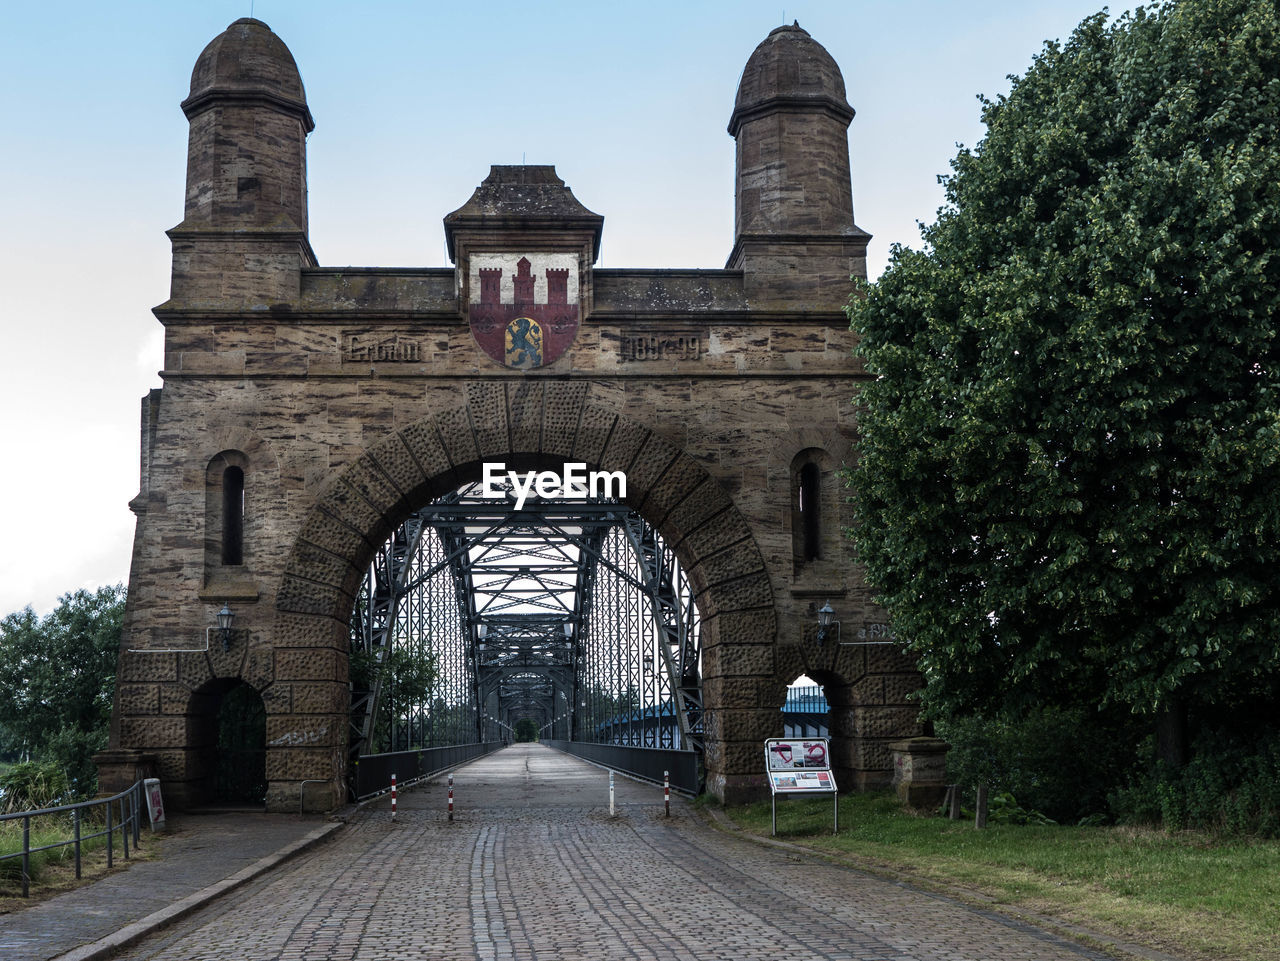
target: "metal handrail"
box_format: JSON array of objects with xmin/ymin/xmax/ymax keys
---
[{"xmin": 0, "ymin": 779, "xmax": 148, "ymax": 897}]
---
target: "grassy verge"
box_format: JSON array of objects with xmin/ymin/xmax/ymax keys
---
[
  {"xmin": 717, "ymin": 792, "xmax": 1280, "ymax": 961},
  {"xmin": 0, "ymin": 816, "xmax": 157, "ymax": 910}
]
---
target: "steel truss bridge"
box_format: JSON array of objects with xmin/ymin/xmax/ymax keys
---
[{"xmin": 348, "ymin": 481, "xmax": 702, "ymax": 795}]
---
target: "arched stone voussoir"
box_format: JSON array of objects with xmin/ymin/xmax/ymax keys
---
[
  {"xmin": 625, "ymin": 432, "xmax": 682, "ymax": 503},
  {"xmin": 640, "ymin": 452, "xmax": 711, "ymax": 525},
  {"xmin": 361, "ymin": 435, "xmax": 428, "ymax": 501}
]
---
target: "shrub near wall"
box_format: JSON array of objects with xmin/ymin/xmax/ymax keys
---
[{"xmin": 939, "ymin": 706, "xmax": 1143, "ymax": 823}]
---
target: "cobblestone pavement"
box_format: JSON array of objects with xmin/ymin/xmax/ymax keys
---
[
  {"xmin": 105, "ymin": 744, "xmax": 1109, "ymax": 961},
  {"xmin": 0, "ymin": 812, "xmax": 329, "ymax": 961}
]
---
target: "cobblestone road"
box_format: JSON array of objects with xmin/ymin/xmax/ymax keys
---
[{"xmin": 113, "ymin": 745, "xmax": 1108, "ymax": 961}]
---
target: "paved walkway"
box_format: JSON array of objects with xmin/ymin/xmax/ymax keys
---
[
  {"xmin": 79, "ymin": 745, "xmax": 1111, "ymax": 961},
  {"xmin": 0, "ymin": 810, "xmax": 337, "ymax": 961}
]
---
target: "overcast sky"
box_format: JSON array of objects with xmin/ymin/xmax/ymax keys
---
[{"xmin": 0, "ymin": 0, "xmax": 1133, "ymax": 615}]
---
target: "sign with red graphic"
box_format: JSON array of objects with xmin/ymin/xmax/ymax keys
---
[
  {"xmin": 468, "ymin": 253, "xmax": 580, "ymax": 369},
  {"xmin": 765, "ymin": 738, "xmax": 836, "ymax": 794}
]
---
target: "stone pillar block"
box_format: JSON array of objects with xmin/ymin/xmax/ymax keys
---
[{"xmin": 889, "ymin": 737, "xmax": 951, "ymax": 809}]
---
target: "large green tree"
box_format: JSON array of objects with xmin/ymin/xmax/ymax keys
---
[
  {"xmin": 848, "ymin": 0, "xmax": 1280, "ymax": 760},
  {"xmin": 0, "ymin": 585, "xmax": 126, "ymax": 792}
]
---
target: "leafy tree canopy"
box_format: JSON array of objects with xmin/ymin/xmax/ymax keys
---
[
  {"xmin": 0, "ymin": 585, "xmax": 125, "ymax": 753},
  {"xmin": 847, "ymin": 0, "xmax": 1280, "ymax": 729}
]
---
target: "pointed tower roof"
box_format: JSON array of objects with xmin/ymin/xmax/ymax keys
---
[
  {"xmin": 729, "ymin": 22, "xmax": 853, "ymax": 136},
  {"xmin": 182, "ymin": 18, "xmax": 313, "ymax": 131}
]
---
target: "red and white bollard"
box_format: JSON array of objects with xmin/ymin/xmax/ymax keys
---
[
  {"xmin": 447, "ymin": 773, "xmax": 454, "ymax": 821},
  {"xmin": 391, "ymin": 773, "xmax": 397, "ymax": 820},
  {"xmin": 664, "ymin": 770, "xmax": 670, "ymax": 818}
]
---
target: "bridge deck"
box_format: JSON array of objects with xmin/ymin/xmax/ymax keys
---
[{"xmin": 26, "ymin": 744, "xmax": 1107, "ymax": 961}]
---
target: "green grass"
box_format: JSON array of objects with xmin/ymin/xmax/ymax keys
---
[
  {"xmin": 0, "ymin": 814, "xmax": 141, "ymax": 896},
  {"xmin": 721, "ymin": 792, "xmax": 1280, "ymax": 961}
]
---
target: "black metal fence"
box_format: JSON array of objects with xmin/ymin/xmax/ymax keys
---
[
  {"xmin": 542, "ymin": 740, "xmax": 700, "ymax": 795},
  {"xmin": 353, "ymin": 742, "xmax": 503, "ymax": 800},
  {"xmin": 0, "ymin": 779, "xmax": 148, "ymax": 898}
]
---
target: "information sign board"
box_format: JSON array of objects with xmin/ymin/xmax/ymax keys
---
[{"xmin": 764, "ymin": 738, "xmax": 837, "ymax": 835}]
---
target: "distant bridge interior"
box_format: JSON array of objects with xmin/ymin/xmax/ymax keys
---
[
  {"xmin": 349, "ymin": 479, "xmax": 708, "ymax": 797},
  {"xmin": 348, "ymin": 478, "xmax": 832, "ymax": 799}
]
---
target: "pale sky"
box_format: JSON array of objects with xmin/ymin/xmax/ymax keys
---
[{"xmin": 0, "ymin": 0, "xmax": 1131, "ymax": 615}]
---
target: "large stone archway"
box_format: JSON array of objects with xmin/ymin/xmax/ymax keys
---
[
  {"xmin": 270, "ymin": 386, "xmax": 781, "ymax": 808},
  {"xmin": 99, "ymin": 18, "xmax": 926, "ymax": 812}
]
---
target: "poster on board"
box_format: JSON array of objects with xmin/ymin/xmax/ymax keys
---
[{"xmin": 765, "ymin": 738, "xmax": 830, "ymax": 771}]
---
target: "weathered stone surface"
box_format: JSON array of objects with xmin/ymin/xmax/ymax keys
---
[{"xmin": 105, "ymin": 18, "xmax": 916, "ymax": 813}]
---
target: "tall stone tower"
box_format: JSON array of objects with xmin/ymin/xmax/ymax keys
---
[
  {"xmin": 727, "ymin": 22, "xmax": 870, "ymax": 308},
  {"xmin": 170, "ymin": 17, "xmax": 316, "ymax": 306},
  {"xmin": 99, "ymin": 18, "xmax": 923, "ymax": 812}
]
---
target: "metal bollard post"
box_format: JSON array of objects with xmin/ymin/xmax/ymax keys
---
[
  {"xmin": 609, "ymin": 771, "xmax": 615, "ymax": 817},
  {"xmin": 391, "ymin": 773, "xmax": 397, "ymax": 820},
  {"xmin": 664, "ymin": 770, "xmax": 670, "ymax": 817},
  {"xmin": 448, "ymin": 773, "xmax": 454, "ymax": 821}
]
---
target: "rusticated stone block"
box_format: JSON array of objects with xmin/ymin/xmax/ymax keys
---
[
  {"xmin": 626, "ymin": 433, "xmax": 680, "ymax": 501},
  {"xmin": 242, "ymin": 645, "xmax": 276, "ymax": 690},
  {"xmin": 295, "ymin": 510, "xmax": 368, "ymax": 563},
  {"xmin": 571, "ymin": 405, "xmax": 616, "ymax": 464},
  {"xmin": 160, "ymin": 685, "xmax": 193, "ymax": 714},
  {"xmin": 272, "ymin": 612, "xmax": 344, "ymax": 648},
  {"xmin": 639, "ymin": 453, "xmax": 706, "ymax": 523},
  {"xmin": 692, "ymin": 543, "xmax": 768, "ymax": 588},
  {"xmin": 703, "ymin": 707, "xmax": 778, "ymax": 744},
  {"xmin": 177, "ymin": 650, "xmax": 216, "ymax": 691},
  {"xmin": 543, "ymin": 382, "xmax": 588, "ymax": 457},
  {"xmin": 830, "ymin": 736, "xmax": 894, "ymax": 772},
  {"xmin": 260, "ymin": 682, "xmax": 291, "ymax": 714},
  {"xmin": 598, "ymin": 418, "xmax": 649, "ymax": 476},
  {"xmin": 119, "ymin": 650, "xmax": 178, "ymax": 682},
  {"xmin": 708, "ymin": 607, "xmax": 777, "ymax": 646},
  {"xmin": 702, "ymin": 643, "xmax": 774, "ymax": 679},
  {"xmin": 120, "ymin": 716, "xmax": 188, "ymax": 748},
  {"xmin": 290, "ymin": 680, "xmax": 348, "ymax": 714},
  {"xmin": 398, "ymin": 421, "xmax": 452, "ymax": 479},
  {"xmin": 679, "ymin": 507, "xmax": 753, "ymax": 561},
  {"xmin": 344, "ymin": 454, "xmax": 405, "ymax": 519},
  {"xmin": 275, "ymin": 647, "xmax": 343, "ymax": 682},
  {"xmin": 325, "ymin": 477, "xmax": 389, "ymax": 545},
  {"xmin": 265, "ymin": 746, "xmax": 340, "ymax": 780},
  {"xmin": 703, "ymin": 675, "xmax": 786, "ymax": 710},
  {"xmin": 266, "ymin": 715, "xmax": 341, "ymax": 749},
  {"xmin": 506, "ymin": 381, "xmax": 543, "ymax": 453},
  {"xmin": 700, "ymin": 571, "xmax": 773, "ymax": 613},
  {"xmin": 434, "ymin": 406, "xmax": 479, "ymax": 468},
  {"xmin": 276, "ymin": 573, "xmax": 350, "ymax": 617},
  {"xmin": 883, "ymin": 672, "xmax": 924, "ymax": 705},
  {"xmin": 288, "ymin": 542, "xmax": 355, "ymax": 589},
  {"xmin": 466, "ymin": 383, "xmax": 510, "ymax": 457},
  {"xmin": 117, "ymin": 684, "xmax": 161, "ymax": 717},
  {"xmin": 665, "ymin": 479, "xmax": 734, "ymax": 542},
  {"xmin": 367, "ymin": 432, "xmax": 425, "ymax": 497},
  {"xmin": 845, "ymin": 706, "xmax": 922, "ymax": 739}
]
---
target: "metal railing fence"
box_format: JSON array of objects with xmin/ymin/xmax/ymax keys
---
[
  {"xmin": 354, "ymin": 742, "xmax": 503, "ymax": 800},
  {"xmin": 542, "ymin": 740, "xmax": 700, "ymax": 795},
  {"xmin": 0, "ymin": 779, "xmax": 148, "ymax": 898}
]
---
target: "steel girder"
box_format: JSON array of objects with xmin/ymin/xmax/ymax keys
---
[{"xmin": 350, "ymin": 482, "xmax": 701, "ymax": 767}]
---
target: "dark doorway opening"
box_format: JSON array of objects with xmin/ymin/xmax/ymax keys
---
[{"xmin": 215, "ymin": 683, "xmax": 267, "ymax": 805}]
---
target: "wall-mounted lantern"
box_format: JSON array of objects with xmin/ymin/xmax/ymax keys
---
[
  {"xmin": 215, "ymin": 603, "xmax": 235, "ymax": 652},
  {"xmin": 815, "ymin": 601, "xmax": 840, "ymax": 646}
]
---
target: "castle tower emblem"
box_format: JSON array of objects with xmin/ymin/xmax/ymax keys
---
[{"xmin": 468, "ymin": 253, "xmax": 580, "ymax": 369}]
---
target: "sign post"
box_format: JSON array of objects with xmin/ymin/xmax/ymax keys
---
[{"xmin": 764, "ymin": 738, "xmax": 838, "ymax": 836}]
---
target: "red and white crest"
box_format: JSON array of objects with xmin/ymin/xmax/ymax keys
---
[{"xmin": 468, "ymin": 253, "xmax": 581, "ymax": 369}]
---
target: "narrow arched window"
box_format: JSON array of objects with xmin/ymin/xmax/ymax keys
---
[
  {"xmin": 222, "ymin": 466, "xmax": 244, "ymax": 565},
  {"xmin": 799, "ymin": 462, "xmax": 821, "ymax": 562}
]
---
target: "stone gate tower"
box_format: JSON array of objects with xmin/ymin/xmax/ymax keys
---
[{"xmin": 98, "ymin": 18, "xmax": 924, "ymax": 811}]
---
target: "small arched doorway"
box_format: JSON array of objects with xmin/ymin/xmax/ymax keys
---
[
  {"xmin": 188, "ymin": 679, "xmax": 267, "ymax": 807},
  {"xmin": 215, "ymin": 682, "xmax": 267, "ymax": 805}
]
